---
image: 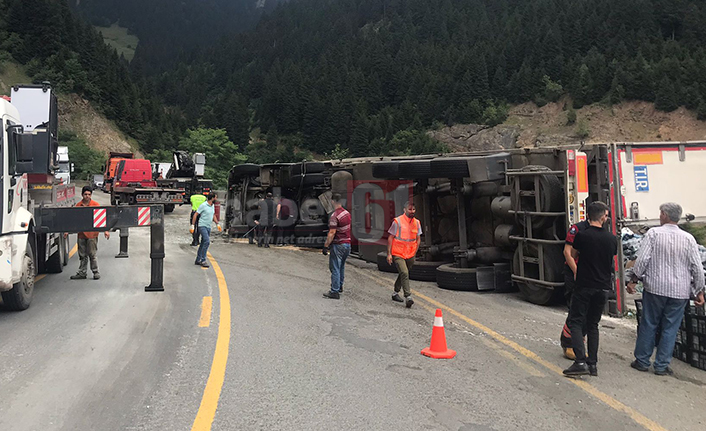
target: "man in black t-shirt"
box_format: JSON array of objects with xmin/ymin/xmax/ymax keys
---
[
  {"xmin": 561, "ymin": 219, "xmax": 591, "ymax": 359},
  {"xmin": 563, "ymin": 201, "xmax": 617, "ymax": 377}
]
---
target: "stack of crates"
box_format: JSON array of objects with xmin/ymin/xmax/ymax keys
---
[
  {"xmin": 635, "ymin": 299, "xmax": 706, "ymax": 371},
  {"xmin": 688, "ymin": 304, "xmax": 706, "ymax": 371}
]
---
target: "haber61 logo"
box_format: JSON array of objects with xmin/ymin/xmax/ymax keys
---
[{"xmin": 347, "ymin": 180, "xmax": 413, "ymax": 245}]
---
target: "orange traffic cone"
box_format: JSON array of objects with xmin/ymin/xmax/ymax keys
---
[{"xmin": 421, "ymin": 309, "xmax": 456, "ymax": 359}]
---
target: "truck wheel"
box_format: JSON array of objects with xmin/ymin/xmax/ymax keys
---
[
  {"xmin": 430, "ymin": 157, "xmax": 473, "ymax": 178},
  {"xmin": 409, "ymin": 260, "xmax": 444, "ymax": 282},
  {"xmin": 436, "ymin": 263, "xmax": 479, "ymax": 291},
  {"xmin": 231, "ymin": 163, "xmax": 261, "ymax": 178},
  {"xmin": 377, "ymin": 251, "xmax": 397, "ymax": 273},
  {"xmin": 164, "ymin": 204, "xmax": 175, "ymax": 213},
  {"xmin": 45, "ymin": 236, "xmax": 64, "ymax": 273},
  {"xmin": 513, "ymin": 244, "xmax": 564, "ymax": 305},
  {"xmin": 512, "ymin": 165, "xmax": 562, "ymax": 230},
  {"xmin": 398, "ymin": 160, "xmax": 433, "ymax": 179},
  {"xmin": 294, "ymin": 222, "xmax": 327, "ymax": 237},
  {"xmin": 1, "ymin": 241, "xmax": 35, "ymax": 311}
]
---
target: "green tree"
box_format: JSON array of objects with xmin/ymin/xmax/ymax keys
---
[
  {"xmin": 655, "ymin": 77, "xmax": 679, "ymax": 112},
  {"xmin": 178, "ymin": 128, "xmax": 246, "ymax": 187}
]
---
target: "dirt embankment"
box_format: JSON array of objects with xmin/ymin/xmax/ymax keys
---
[
  {"xmin": 432, "ymin": 100, "xmax": 706, "ymax": 151},
  {"xmin": 58, "ymin": 93, "xmax": 141, "ymax": 156}
]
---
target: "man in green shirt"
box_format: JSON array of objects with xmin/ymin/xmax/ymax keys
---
[{"xmin": 190, "ymin": 193, "xmax": 207, "ymax": 246}]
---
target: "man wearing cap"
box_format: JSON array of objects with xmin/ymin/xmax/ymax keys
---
[
  {"xmin": 68, "ymin": 186, "xmax": 110, "ymax": 280},
  {"xmin": 387, "ymin": 201, "xmax": 422, "ymax": 309}
]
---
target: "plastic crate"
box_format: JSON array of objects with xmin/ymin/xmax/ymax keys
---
[
  {"xmin": 674, "ymin": 342, "xmax": 689, "ymax": 362},
  {"xmin": 690, "ymin": 333, "xmax": 706, "ymax": 354},
  {"xmin": 690, "ymin": 351, "xmax": 706, "ymax": 371},
  {"xmin": 676, "ymin": 329, "xmax": 688, "ymax": 345},
  {"xmin": 690, "ymin": 315, "xmax": 706, "ymax": 336}
]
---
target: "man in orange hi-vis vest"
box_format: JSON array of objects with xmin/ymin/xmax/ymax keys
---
[{"xmin": 387, "ymin": 201, "xmax": 422, "ymax": 308}]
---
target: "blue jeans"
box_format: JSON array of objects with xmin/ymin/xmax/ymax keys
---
[
  {"xmin": 634, "ymin": 290, "xmax": 688, "ymax": 371},
  {"xmin": 329, "ymin": 244, "xmax": 350, "ymax": 293},
  {"xmin": 197, "ymin": 227, "xmax": 211, "ymax": 263}
]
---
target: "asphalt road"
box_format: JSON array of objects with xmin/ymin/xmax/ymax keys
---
[{"xmin": 1, "ymin": 198, "xmax": 705, "ymax": 431}]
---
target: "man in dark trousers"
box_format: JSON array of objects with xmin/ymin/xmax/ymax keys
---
[
  {"xmin": 256, "ymin": 192, "xmax": 275, "ymax": 248},
  {"xmin": 322, "ymin": 193, "xmax": 351, "ymax": 300},
  {"xmin": 276, "ymin": 196, "xmax": 294, "ymax": 246},
  {"xmin": 563, "ymin": 201, "xmax": 617, "ymax": 377},
  {"xmin": 561, "ymin": 217, "xmax": 591, "ymax": 360}
]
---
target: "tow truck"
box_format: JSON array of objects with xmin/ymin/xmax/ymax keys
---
[
  {"xmin": 1, "ymin": 84, "xmax": 74, "ymax": 310},
  {"xmin": 110, "ymin": 158, "xmax": 183, "ymax": 208},
  {"xmin": 156, "ymin": 150, "xmax": 213, "ymax": 212}
]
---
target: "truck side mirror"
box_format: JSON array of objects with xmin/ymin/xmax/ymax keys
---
[
  {"xmin": 7, "ymin": 125, "xmax": 34, "ymax": 174},
  {"xmin": 70, "ymin": 163, "xmax": 75, "ymax": 173}
]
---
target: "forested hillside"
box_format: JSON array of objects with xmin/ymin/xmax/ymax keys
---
[
  {"xmin": 69, "ymin": 0, "xmax": 281, "ymax": 74},
  {"xmin": 154, "ymin": 0, "xmax": 706, "ymax": 158},
  {"xmin": 0, "ymin": 0, "xmax": 184, "ymax": 154}
]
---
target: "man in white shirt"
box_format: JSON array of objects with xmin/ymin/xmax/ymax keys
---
[{"xmin": 629, "ymin": 202, "xmax": 705, "ymax": 376}]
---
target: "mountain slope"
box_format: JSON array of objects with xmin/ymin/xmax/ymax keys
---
[
  {"xmin": 149, "ymin": 0, "xmax": 706, "ymax": 158},
  {"xmin": 70, "ymin": 0, "xmax": 282, "ymax": 74}
]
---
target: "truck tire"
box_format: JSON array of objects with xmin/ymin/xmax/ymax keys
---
[
  {"xmin": 377, "ymin": 251, "xmax": 396, "ymax": 273},
  {"xmin": 231, "ymin": 163, "xmax": 261, "ymax": 178},
  {"xmin": 290, "ymin": 162, "xmax": 327, "ymax": 176},
  {"xmin": 294, "ymin": 222, "xmax": 327, "ymax": 237},
  {"xmin": 430, "ymin": 157, "xmax": 473, "ymax": 178},
  {"xmin": 45, "ymin": 236, "xmax": 64, "ymax": 274},
  {"xmin": 372, "ymin": 162, "xmax": 400, "ymax": 179},
  {"xmin": 513, "ymin": 244, "xmax": 564, "ymax": 305},
  {"xmin": 409, "ymin": 260, "xmax": 444, "ymax": 282},
  {"xmin": 1, "ymin": 240, "xmax": 35, "ymax": 311},
  {"xmin": 295, "ymin": 235, "xmax": 326, "ymax": 248},
  {"xmin": 164, "ymin": 204, "xmax": 175, "ymax": 213},
  {"xmin": 436, "ymin": 263, "xmax": 478, "ymax": 291},
  {"xmin": 513, "ymin": 165, "xmax": 562, "ymax": 230},
  {"xmin": 398, "ymin": 160, "xmax": 433, "ymax": 179}
]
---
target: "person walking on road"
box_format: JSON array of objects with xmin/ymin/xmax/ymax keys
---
[
  {"xmin": 561, "ymin": 218, "xmax": 591, "ymax": 360},
  {"xmin": 68, "ymin": 186, "xmax": 110, "ymax": 280},
  {"xmin": 629, "ymin": 202, "xmax": 705, "ymax": 376},
  {"xmin": 563, "ymin": 201, "xmax": 616, "ymax": 377},
  {"xmin": 192, "ymin": 193, "xmax": 220, "ymax": 268},
  {"xmin": 189, "ymin": 192, "xmax": 207, "ymax": 246},
  {"xmin": 387, "ymin": 201, "xmax": 421, "ymax": 309},
  {"xmin": 322, "ymin": 193, "xmax": 351, "ymax": 300},
  {"xmin": 256, "ymin": 192, "xmax": 275, "ymax": 248}
]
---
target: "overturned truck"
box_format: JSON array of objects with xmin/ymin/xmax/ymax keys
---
[{"xmin": 225, "ymin": 142, "xmax": 706, "ymax": 314}]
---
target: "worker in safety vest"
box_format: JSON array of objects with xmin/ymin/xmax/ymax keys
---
[
  {"xmin": 386, "ymin": 201, "xmax": 422, "ymax": 308},
  {"xmin": 190, "ymin": 192, "xmax": 208, "ymax": 246}
]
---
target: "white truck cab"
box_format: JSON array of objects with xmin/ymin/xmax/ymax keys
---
[
  {"xmin": 0, "ymin": 84, "xmax": 74, "ymax": 310},
  {"xmin": 0, "ymin": 98, "xmax": 35, "ymax": 305}
]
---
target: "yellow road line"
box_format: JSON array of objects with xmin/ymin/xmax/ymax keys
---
[
  {"xmin": 191, "ymin": 252, "xmax": 231, "ymax": 431},
  {"xmin": 35, "ymin": 274, "xmax": 46, "ymax": 282},
  {"xmin": 477, "ymin": 336, "xmax": 545, "ymax": 378},
  {"xmin": 198, "ymin": 297, "xmax": 213, "ymax": 328},
  {"xmin": 355, "ymin": 269, "xmax": 667, "ymax": 431},
  {"xmin": 69, "ymin": 244, "xmax": 77, "ymax": 259},
  {"xmin": 411, "ymin": 290, "xmax": 668, "ymax": 431}
]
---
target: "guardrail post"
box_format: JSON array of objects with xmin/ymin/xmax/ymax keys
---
[
  {"xmin": 115, "ymin": 228, "xmax": 129, "ymax": 258},
  {"xmin": 145, "ymin": 205, "xmax": 165, "ymax": 292}
]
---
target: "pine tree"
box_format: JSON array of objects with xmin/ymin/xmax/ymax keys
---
[{"xmin": 655, "ymin": 77, "xmax": 679, "ymax": 112}]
